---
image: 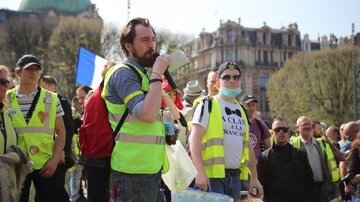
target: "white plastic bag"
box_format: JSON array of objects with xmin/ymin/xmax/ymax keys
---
[{"xmin": 162, "ymin": 140, "xmax": 197, "ymax": 193}]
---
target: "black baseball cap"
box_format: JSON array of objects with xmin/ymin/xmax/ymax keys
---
[
  {"xmin": 241, "ymin": 95, "xmax": 258, "ymax": 104},
  {"xmin": 217, "ymin": 62, "xmax": 241, "ymax": 75},
  {"xmin": 16, "ymin": 54, "xmax": 42, "ymax": 70}
]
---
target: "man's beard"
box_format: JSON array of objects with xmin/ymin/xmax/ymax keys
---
[
  {"xmin": 313, "ymin": 131, "xmax": 322, "ymax": 138},
  {"xmin": 301, "ymin": 129, "xmax": 313, "ymax": 137},
  {"xmin": 132, "ymin": 48, "xmax": 154, "ymax": 67}
]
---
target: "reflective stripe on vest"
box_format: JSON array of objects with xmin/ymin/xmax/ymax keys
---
[
  {"xmin": 7, "ymin": 88, "xmax": 57, "ymax": 170},
  {"xmin": 102, "ymin": 63, "xmax": 169, "ymax": 174},
  {"xmin": 201, "ymin": 97, "xmax": 250, "ymax": 180},
  {"xmin": 0, "ymin": 108, "xmax": 18, "ymax": 154},
  {"xmin": 317, "ymin": 138, "xmax": 340, "ymax": 182}
]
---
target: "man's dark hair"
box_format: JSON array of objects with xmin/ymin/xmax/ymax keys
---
[
  {"xmin": 40, "ymin": 75, "xmax": 57, "ymax": 86},
  {"xmin": 77, "ymin": 85, "xmax": 92, "ymax": 94},
  {"xmin": 273, "ymin": 117, "xmax": 288, "ymax": 127},
  {"xmin": 72, "ymin": 96, "xmax": 80, "ymax": 104},
  {"xmin": 312, "ymin": 120, "xmax": 321, "ymax": 128},
  {"xmin": 120, "ymin": 17, "xmax": 156, "ymax": 56}
]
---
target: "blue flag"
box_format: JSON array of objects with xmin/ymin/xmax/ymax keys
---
[{"xmin": 76, "ymin": 47, "xmax": 107, "ymax": 89}]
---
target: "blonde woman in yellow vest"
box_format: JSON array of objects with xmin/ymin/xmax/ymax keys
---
[
  {"xmin": 0, "ymin": 65, "xmax": 17, "ymax": 156},
  {"xmin": 9, "ymin": 55, "xmax": 65, "ymax": 202},
  {"xmin": 103, "ymin": 18, "xmax": 171, "ymax": 202},
  {"xmin": 190, "ymin": 62, "xmax": 263, "ymax": 201},
  {"xmin": 0, "ymin": 65, "xmax": 30, "ymax": 201}
]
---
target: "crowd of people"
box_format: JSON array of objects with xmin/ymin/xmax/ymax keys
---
[{"xmin": 1, "ymin": 17, "xmax": 360, "ymax": 202}]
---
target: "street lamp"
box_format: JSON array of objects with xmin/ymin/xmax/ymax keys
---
[{"xmin": 352, "ymin": 23, "xmax": 358, "ymax": 120}]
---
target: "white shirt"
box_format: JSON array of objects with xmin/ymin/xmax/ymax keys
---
[
  {"xmin": 192, "ymin": 96, "xmax": 246, "ymax": 169},
  {"xmin": 300, "ymin": 136, "xmax": 323, "ymax": 182}
]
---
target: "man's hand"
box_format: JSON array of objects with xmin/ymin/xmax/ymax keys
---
[
  {"xmin": 344, "ymin": 183, "xmax": 353, "ymax": 195},
  {"xmin": 249, "ymin": 179, "xmax": 264, "ymax": 198},
  {"xmin": 39, "ymin": 157, "xmax": 59, "ymax": 178},
  {"xmin": 152, "ymin": 55, "xmax": 170, "ymax": 76},
  {"xmin": 195, "ymin": 172, "xmax": 210, "ymax": 191}
]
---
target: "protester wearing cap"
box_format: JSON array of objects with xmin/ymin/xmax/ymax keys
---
[
  {"xmin": 190, "ymin": 61, "xmax": 263, "ymax": 200},
  {"xmin": 241, "ymin": 95, "xmax": 271, "ymax": 159},
  {"xmin": 181, "ymin": 80, "xmax": 205, "ymax": 123},
  {"xmin": 240, "ymin": 94, "xmax": 271, "ymax": 192},
  {"xmin": 9, "ymin": 54, "xmax": 66, "ymax": 201}
]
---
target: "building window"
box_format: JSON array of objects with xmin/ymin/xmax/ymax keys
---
[
  {"xmin": 263, "ymin": 32, "xmax": 266, "ymax": 44},
  {"xmin": 0, "ymin": 12, "xmax": 5, "ymax": 22},
  {"xmin": 288, "ymin": 35, "xmax": 291, "ymax": 46},
  {"xmin": 29, "ymin": 14, "xmax": 37, "ymax": 21},
  {"xmin": 258, "ymin": 73, "xmax": 269, "ymax": 91},
  {"xmin": 264, "ymin": 51, "xmax": 268, "ymax": 65},
  {"xmin": 226, "ymin": 50, "xmax": 233, "ymax": 62},
  {"xmin": 227, "ymin": 30, "xmax": 233, "ymax": 43}
]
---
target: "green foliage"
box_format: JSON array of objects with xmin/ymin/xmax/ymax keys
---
[
  {"xmin": 0, "ymin": 16, "xmax": 192, "ymax": 98},
  {"xmin": 156, "ymin": 28, "xmax": 193, "ymax": 54},
  {"xmin": 48, "ymin": 17, "xmax": 103, "ymax": 96},
  {"xmin": 268, "ymin": 46, "xmax": 360, "ymax": 126}
]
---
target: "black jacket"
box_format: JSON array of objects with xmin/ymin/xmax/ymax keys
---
[
  {"xmin": 348, "ymin": 148, "xmax": 360, "ymax": 180},
  {"xmin": 257, "ymin": 143, "xmax": 314, "ymax": 202},
  {"xmin": 58, "ymin": 94, "xmax": 75, "ymax": 168}
]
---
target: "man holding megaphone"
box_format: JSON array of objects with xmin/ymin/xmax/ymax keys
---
[{"xmin": 102, "ymin": 17, "xmax": 187, "ymax": 202}]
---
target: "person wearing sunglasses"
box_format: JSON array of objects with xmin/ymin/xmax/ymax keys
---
[
  {"xmin": 257, "ymin": 117, "xmax": 314, "ymax": 202},
  {"xmin": 190, "ymin": 62, "xmax": 263, "ymax": 201},
  {"xmin": 0, "ymin": 65, "xmax": 30, "ymax": 200},
  {"xmin": 292, "ymin": 116, "xmax": 332, "ymax": 202}
]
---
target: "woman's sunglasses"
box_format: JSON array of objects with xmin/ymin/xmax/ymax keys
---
[{"xmin": 0, "ymin": 78, "xmax": 10, "ymax": 86}]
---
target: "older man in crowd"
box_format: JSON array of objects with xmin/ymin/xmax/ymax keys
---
[{"xmin": 292, "ymin": 116, "xmax": 332, "ymax": 202}]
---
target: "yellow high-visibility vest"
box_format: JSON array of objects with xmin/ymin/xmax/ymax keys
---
[
  {"xmin": 7, "ymin": 88, "xmax": 57, "ymax": 169},
  {"xmin": 0, "ymin": 107, "xmax": 18, "ymax": 154},
  {"xmin": 102, "ymin": 64, "xmax": 169, "ymax": 174},
  {"xmin": 200, "ymin": 97, "xmax": 250, "ymax": 180}
]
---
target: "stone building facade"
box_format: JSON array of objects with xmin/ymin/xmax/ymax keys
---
[{"xmin": 174, "ymin": 19, "xmax": 302, "ymax": 121}]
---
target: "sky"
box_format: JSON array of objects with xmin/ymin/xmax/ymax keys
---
[{"xmin": 1, "ymin": 0, "xmax": 360, "ymax": 40}]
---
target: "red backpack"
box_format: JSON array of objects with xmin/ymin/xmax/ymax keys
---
[{"xmin": 78, "ymin": 64, "xmax": 142, "ymax": 158}]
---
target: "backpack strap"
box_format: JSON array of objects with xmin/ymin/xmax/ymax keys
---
[
  {"xmin": 25, "ymin": 86, "xmax": 42, "ymax": 123},
  {"xmin": 255, "ymin": 118, "xmax": 266, "ymax": 152},
  {"xmin": 110, "ymin": 63, "xmax": 144, "ymax": 138},
  {"xmin": 198, "ymin": 96, "xmax": 212, "ymax": 123}
]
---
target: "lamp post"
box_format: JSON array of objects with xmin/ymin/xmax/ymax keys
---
[{"xmin": 352, "ymin": 23, "xmax": 358, "ymax": 120}]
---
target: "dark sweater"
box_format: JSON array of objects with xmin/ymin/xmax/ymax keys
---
[{"xmin": 257, "ymin": 143, "xmax": 314, "ymax": 202}]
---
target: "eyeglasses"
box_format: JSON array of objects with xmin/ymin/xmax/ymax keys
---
[
  {"xmin": 273, "ymin": 127, "xmax": 289, "ymax": 133},
  {"xmin": 220, "ymin": 74, "xmax": 241, "ymax": 82},
  {"xmin": 0, "ymin": 78, "xmax": 10, "ymax": 86}
]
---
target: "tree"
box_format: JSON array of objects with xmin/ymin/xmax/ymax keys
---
[
  {"xmin": 101, "ymin": 22, "xmax": 124, "ymax": 62},
  {"xmin": 48, "ymin": 16, "xmax": 103, "ymax": 96},
  {"xmin": 156, "ymin": 28, "xmax": 193, "ymax": 54},
  {"xmin": 267, "ymin": 46, "xmax": 360, "ymax": 126},
  {"xmin": 0, "ymin": 17, "xmax": 57, "ymax": 68}
]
